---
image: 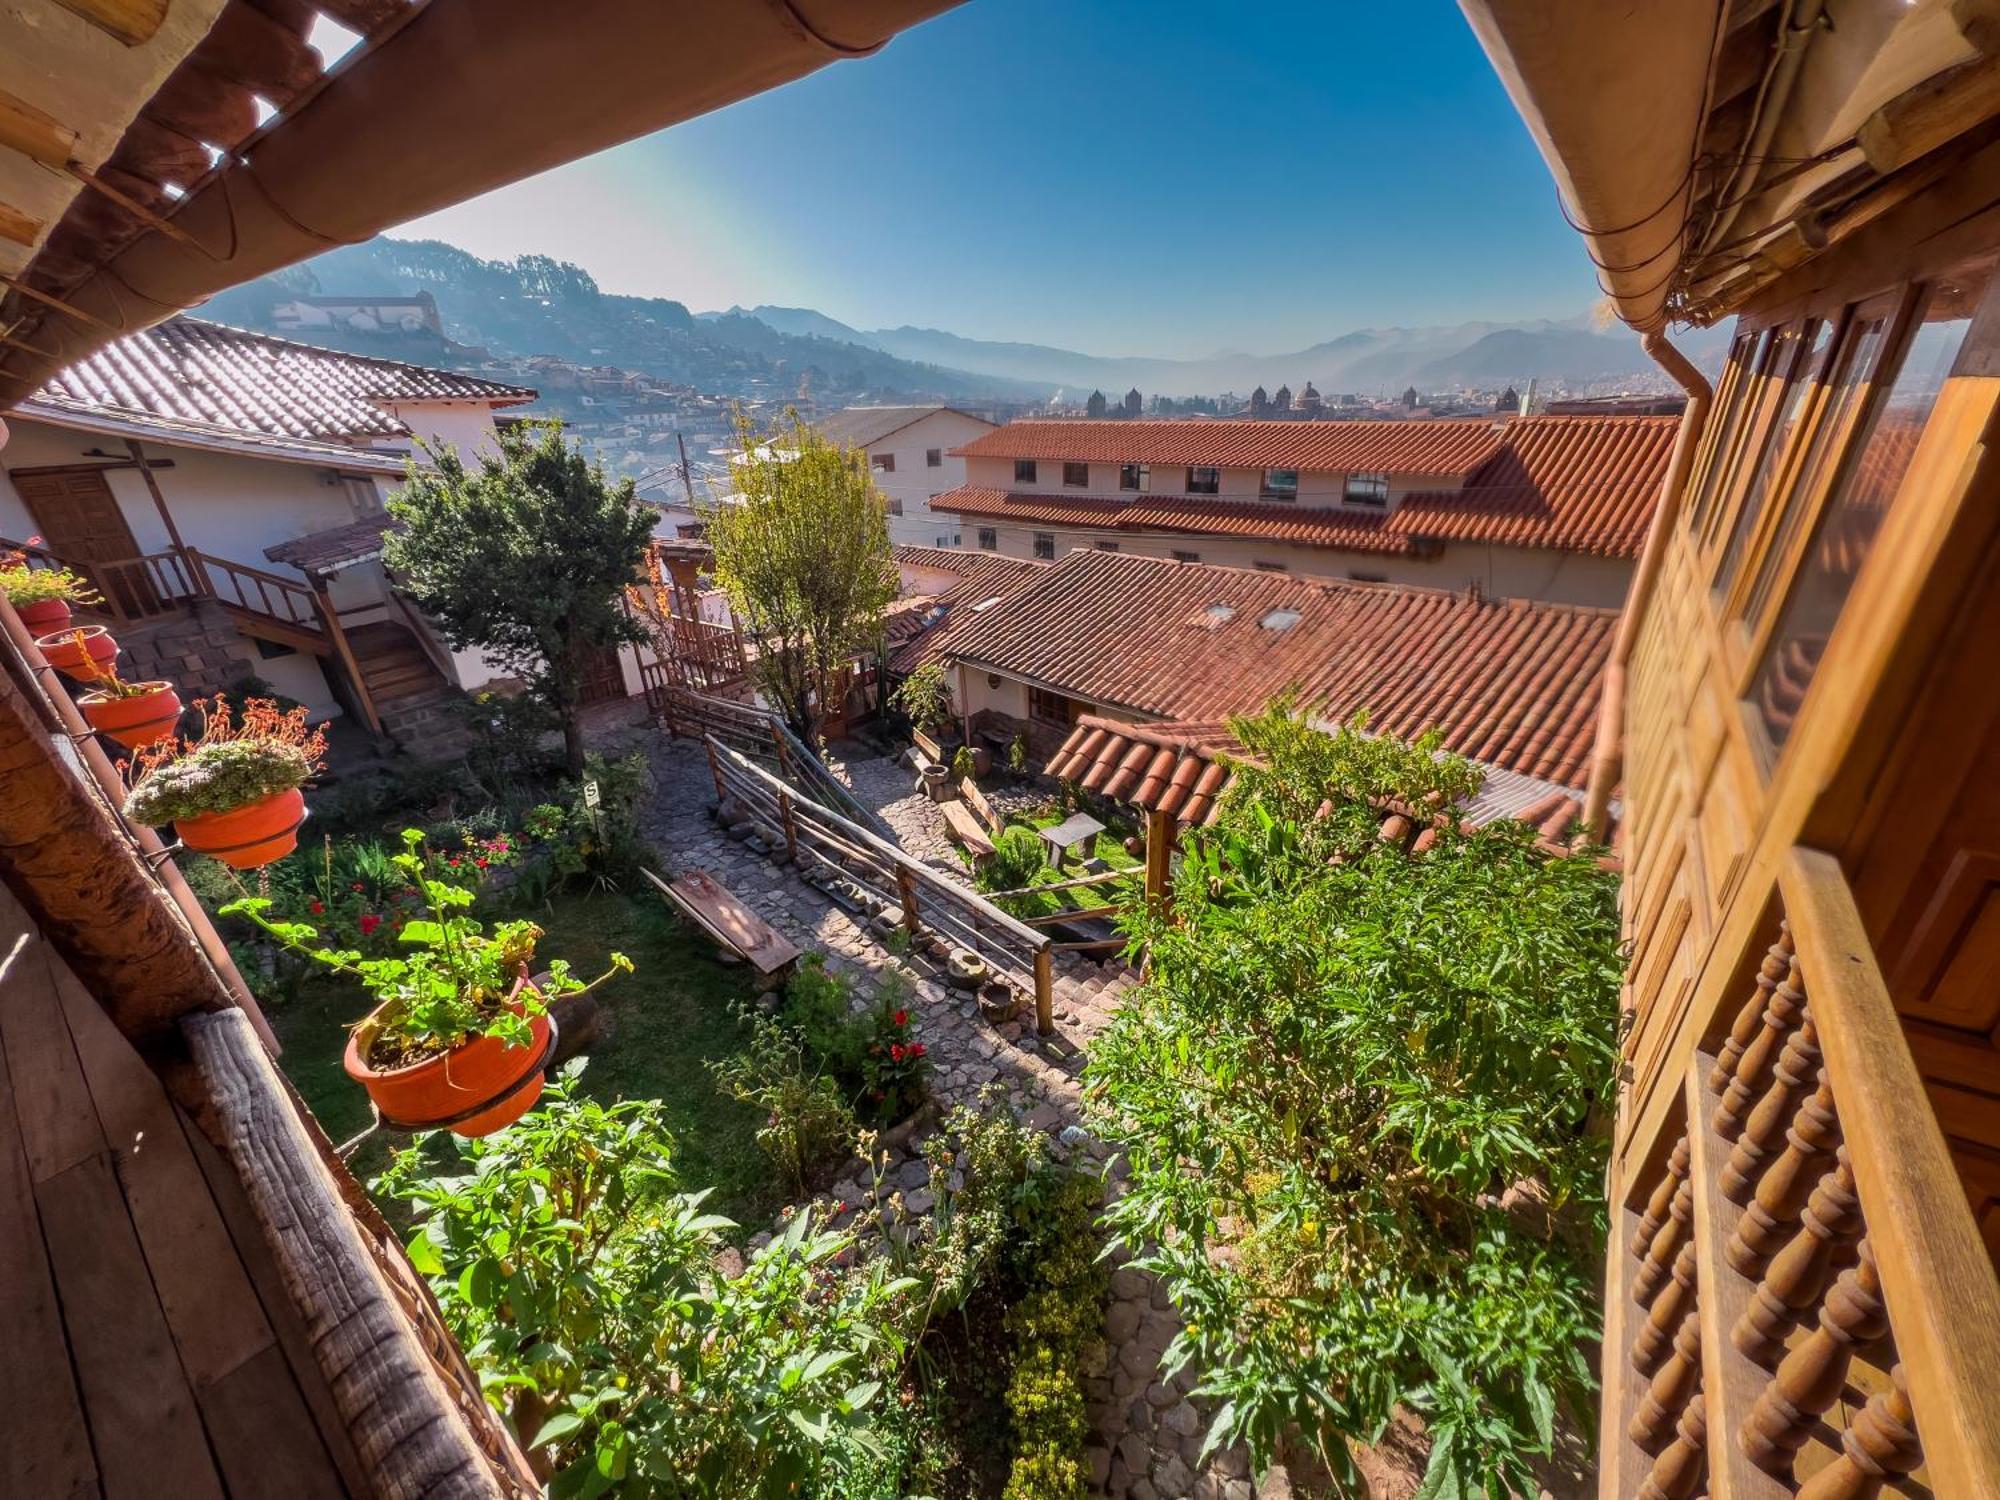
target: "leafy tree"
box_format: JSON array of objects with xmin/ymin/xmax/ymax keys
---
[
  {"xmin": 385, "ymin": 423, "xmax": 653, "ymax": 773},
  {"xmin": 705, "ymin": 411, "xmax": 898, "ymax": 743},
  {"xmin": 889, "ymin": 661, "xmax": 953, "ymax": 737},
  {"xmin": 1086, "ymin": 704, "xmax": 1622, "ymax": 1497}
]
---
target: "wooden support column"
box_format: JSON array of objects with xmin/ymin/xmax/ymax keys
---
[
  {"xmin": 896, "ymin": 865, "xmax": 922, "ymax": 939},
  {"xmin": 1033, "ymin": 946, "xmax": 1054, "ymax": 1035},
  {"xmin": 310, "ymin": 580, "xmax": 383, "ymax": 738},
  {"xmin": 124, "ymin": 438, "xmax": 188, "ymax": 555},
  {"xmin": 776, "ymin": 789, "xmax": 800, "ymax": 865},
  {"xmin": 1143, "ymin": 805, "xmax": 1175, "ymax": 908},
  {"xmin": 705, "ymin": 738, "xmax": 727, "ymax": 802},
  {"xmin": 771, "ymin": 720, "xmax": 792, "ymax": 778}
]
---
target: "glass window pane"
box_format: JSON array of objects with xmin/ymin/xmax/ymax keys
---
[
  {"xmin": 1750, "ymin": 271, "xmax": 1986, "ymax": 754},
  {"xmin": 1715, "ymin": 319, "xmax": 1833, "ymax": 601}
]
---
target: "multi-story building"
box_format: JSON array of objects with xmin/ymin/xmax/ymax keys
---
[
  {"xmin": 813, "ymin": 405, "xmax": 998, "ymax": 548},
  {"xmin": 931, "ymin": 412, "xmax": 1677, "ymax": 607}
]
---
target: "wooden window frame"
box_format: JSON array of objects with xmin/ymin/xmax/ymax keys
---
[
  {"xmin": 1119, "ymin": 463, "xmax": 1149, "ymax": 492},
  {"xmin": 1692, "ymin": 325, "xmax": 1792, "ymax": 559},
  {"xmin": 1062, "ymin": 462, "xmax": 1089, "ymax": 488},
  {"xmin": 1185, "ymin": 465, "xmax": 1220, "ymax": 495},
  {"xmin": 1682, "ymin": 329, "xmax": 1758, "ymax": 541},
  {"xmin": 1014, "ymin": 459, "xmax": 1037, "ymax": 484},
  {"xmin": 1032, "ymin": 532, "xmax": 1055, "ymax": 560},
  {"xmin": 977, "ymin": 527, "xmax": 997, "ymax": 551}
]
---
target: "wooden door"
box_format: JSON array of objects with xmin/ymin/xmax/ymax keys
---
[
  {"xmin": 12, "ymin": 469, "xmax": 159, "ymax": 617},
  {"xmin": 576, "ymin": 643, "xmax": 628, "ymax": 706}
]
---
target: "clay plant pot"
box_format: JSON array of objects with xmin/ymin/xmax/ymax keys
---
[
  {"xmin": 175, "ymin": 786, "xmax": 308, "ymax": 869},
  {"xmin": 15, "ymin": 597, "xmax": 72, "ymax": 633},
  {"xmin": 34, "ymin": 623, "xmax": 117, "ymax": 679},
  {"xmin": 344, "ymin": 978, "xmax": 553, "ymax": 1137},
  {"xmin": 79, "ymin": 682, "xmax": 183, "ymax": 749}
]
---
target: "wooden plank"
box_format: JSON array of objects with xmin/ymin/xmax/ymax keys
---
[
  {"xmin": 644, "ymin": 868, "xmax": 800, "ymax": 975},
  {"xmin": 0, "ymin": 901, "xmax": 107, "ymax": 1184},
  {"xmin": 37, "ymin": 1152, "xmax": 226, "ymax": 1499},
  {"xmin": 0, "ymin": 984, "xmax": 97, "ymax": 1498},
  {"xmin": 197, "ymin": 1343, "xmax": 349, "ymax": 1500},
  {"xmin": 1781, "ymin": 845, "xmax": 2000, "ymax": 1500},
  {"xmin": 940, "ymin": 798, "xmax": 995, "ymax": 856}
]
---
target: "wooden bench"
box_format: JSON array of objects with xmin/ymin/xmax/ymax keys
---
[
  {"xmin": 939, "ymin": 799, "xmax": 996, "ymax": 857},
  {"xmin": 643, "ymin": 868, "xmax": 801, "ymax": 984}
]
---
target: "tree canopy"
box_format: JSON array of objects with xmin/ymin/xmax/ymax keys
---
[{"xmin": 384, "ymin": 422, "xmax": 654, "ymax": 772}]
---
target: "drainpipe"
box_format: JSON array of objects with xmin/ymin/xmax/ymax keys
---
[{"xmin": 1581, "ymin": 332, "xmax": 1713, "ymax": 841}]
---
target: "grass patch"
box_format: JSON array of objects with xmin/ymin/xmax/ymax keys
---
[{"xmin": 265, "ymin": 885, "xmax": 782, "ymax": 1226}]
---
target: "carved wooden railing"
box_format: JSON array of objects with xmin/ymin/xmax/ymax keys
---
[
  {"xmin": 185, "ymin": 548, "xmax": 324, "ymax": 634},
  {"xmin": 1, "ymin": 533, "xmax": 199, "ymax": 622},
  {"xmin": 1610, "ymin": 847, "xmax": 2000, "ymax": 1500}
]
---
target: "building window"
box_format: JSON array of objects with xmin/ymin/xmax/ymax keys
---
[
  {"xmin": 1345, "ymin": 471, "xmax": 1389, "ymax": 505},
  {"xmin": 978, "ymin": 527, "xmax": 997, "ymax": 551},
  {"xmin": 1015, "ymin": 459, "xmax": 1038, "ymax": 483},
  {"xmin": 1171, "ymin": 549, "xmax": 1201, "ymax": 563},
  {"xmin": 1119, "ymin": 462, "xmax": 1149, "ymax": 492},
  {"xmin": 926, "ymin": 447, "xmax": 942, "ymax": 467},
  {"xmin": 1348, "ymin": 570, "xmax": 1386, "ymax": 583},
  {"xmin": 1095, "ymin": 540, "xmax": 1119, "ymax": 551},
  {"xmin": 1186, "ymin": 466, "xmax": 1220, "ymax": 495},
  {"xmin": 1029, "ymin": 686, "xmax": 1086, "ymax": 726},
  {"xmin": 1254, "ymin": 560, "xmax": 1288, "ymax": 573},
  {"xmin": 886, "ymin": 497, "xmax": 903, "ymax": 516},
  {"xmin": 1260, "ymin": 467, "xmax": 1299, "ymax": 500},
  {"xmin": 1033, "ymin": 532, "xmax": 1056, "ymax": 560},
  {"xmin": 873, "ymin": 452, "xmax": 896, "ymax": 473},
  {"xmin": 1063, "ymin": 461, "xmax": 1089, "ymax": 488}
]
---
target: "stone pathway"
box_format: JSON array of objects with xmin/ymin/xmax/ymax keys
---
[{"xmin": 585, "ymin": 713, "xmax": 1255, "ymax": 1499}]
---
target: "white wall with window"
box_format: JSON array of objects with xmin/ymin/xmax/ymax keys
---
[{"xmin": 840, "ymin": 408, "xmax": 996, "ymax": 548}]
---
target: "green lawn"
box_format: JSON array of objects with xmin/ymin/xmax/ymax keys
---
[
  {"xmin": 984, "ymin": 804, "xmax": 1144, "ymax": 921},
  {"xmin": 266, "ymin": 885, "xmax": 782, "ymax": 1227}
]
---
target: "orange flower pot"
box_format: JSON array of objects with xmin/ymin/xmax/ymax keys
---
[
  {"xmin": 175, "ymin": 786, "xmax": 307, "ymax": 869},
  {"xmin": 344, "ymin": 980, "xmax": 553, "ymax": 1137},
  {"xmin": 34, "ymin": 624, "xmax": 117, "ymax": 678},
  {"xmin": 16, "ymin": 597, "xmax": 71, "ymax": 633},
  {"xmin": 79, "ymin": 682, "xmax": 183, "ymax": 749}
]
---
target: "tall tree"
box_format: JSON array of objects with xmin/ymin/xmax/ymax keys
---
[
  {"xmin": 385, "ymin": 422, "xmax": 654, "ymax": 773},
  {"xmin": 705, "ymin": 410, "xmax": 898, "ymax": 744}
]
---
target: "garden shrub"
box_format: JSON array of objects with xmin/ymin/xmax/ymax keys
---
[
  {"xmin": 1001, "ymin": 1167, "xmax": 1104, "ymax": 1500},
  {"xmin": 454, "ymin": 688, "xmax": 564, "ymax": 798},
  {"xmin": 978, "ymin": 826, "xmax": 1047, "ymax": 900},
  {"xmin": 710, "ymin": 1013, "xmax": 857, "ymax": 1194},
  {"xmin": 889, "ymin": 661, "xmax": 952, "ymax": 737},
  {"xmin": 774, "ymin": 959, "xmax": 928, "ymax": 1128},
  {"xmin": 1086, "ymin": 704, "xmax": 1621, "ymax": 1498}
]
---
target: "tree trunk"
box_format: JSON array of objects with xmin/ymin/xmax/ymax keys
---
[{"xmin": 559, "ymin": 707, "xmax": 587, "ymax": 776}]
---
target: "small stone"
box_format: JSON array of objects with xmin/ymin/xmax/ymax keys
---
[
  {"xmin": 1105, "ymin": 1299, "xmax": 1141, "ymax": 1343},
  {"xmin": 1154, "ymin": 1454, "xmax": 1193, "ymax": 1499},
  {"xmin": 1144, "ymin": 1381, "xmax": 1178, "ymax": 1409},
  {"xmin": 1087, "ymin": 1446, "xmax": 1112, "ymax": 1491},
  {"xmin": 1256, "ymin": 1465, "xmax": 1293, "ymax": 1500},
  {"xmin": 1110, "ymin": 1267, "xmax": 1151, "ymax": 1300},
  {"xmin": 1129, "ymin": 1479, "xmax": 1159, "ymax": 1500},
  {"xmin": 1222, "ymin": 1481, "xmax": 1253, "ymax": 1500},
  {"xmin": 1118, "ymin": 1432, "xmax": 1151, "ymax": 1474},
  {"xmin": 904, "ymin": 1187, "xmax": 934, "ymax": 1215},
  {"xmin": 1161, "ymin": 1401, "xmax": 1201, "ymax": 1437}
]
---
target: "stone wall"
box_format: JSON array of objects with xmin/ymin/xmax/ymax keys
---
[{"xmin": 115, "ymin": 599, "xmax": 261, "ymax": 698}]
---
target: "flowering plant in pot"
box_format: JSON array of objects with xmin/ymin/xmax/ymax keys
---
[
  {"xmin": 124, "ymin": 695, "xmax": 327, "ymax": 868},
  {"xmin": 68, "ymin": 641, "xmax": 183, "ymax": 749},
  {"xmin": 222, "ymin": 831, "xmax": 633, "ymax": 1136},
  {"xmin": 0, "ymin": 542, "xmax": 101, "ymax": 633},
  {"xmin": 34, "ymin": 621, "xmax": 119, "ymax": 679}
]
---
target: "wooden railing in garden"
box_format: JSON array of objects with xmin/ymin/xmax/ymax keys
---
[
  {"xmin": 1606, "ymin": 846, "xmax": 2000, "ymax": 1500},
  {"xmin": 702, "ymin": 735, "xmax": 1056, "ymax": 1031}
]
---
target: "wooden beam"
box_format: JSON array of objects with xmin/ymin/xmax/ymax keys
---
[
  {"xmin": 0, "ymin": 89, "xmax": 77, "ymax": 170},
  {"xmin": 1143, "ymin": 805, "xmax": 1175, "ymax": 907},
  {"xmin": 50, "ymin": 0, "xmax": 168, "ymax": 45},
  {"xmin": 1858, "ymin": 56, "xmax": 2000, "ymax": 176},
  {"xmin": 0, "ymin": 200, "xmax": 39, "ymax": 249},
  {"xmin": 307, "ymin": 582, "xmax": 382, "ymax": 738},
  {"xmin": 123, "ymin": 439, "xmax": 188, "ymax": 554},
  {"xmin": 0, "ymin": 273, "xmax": 119, "ymax": 332}
]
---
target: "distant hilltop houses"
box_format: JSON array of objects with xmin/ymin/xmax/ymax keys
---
[{"xmin": 1037, "ymin": 378, "xmax": 1674, "ymax": 423}]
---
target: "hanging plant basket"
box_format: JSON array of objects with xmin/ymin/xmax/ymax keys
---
[
  {"xmin": 16, "ymin": 597, "xmax": 72, "ymax": 633},
  {"xmin": 175, "ymin": 786, "xmax": 308, "ymax": 869},
  {"xmin": 78, "ymin": 682, "xmax": 183, "ymax": 750},
  {"xmin": 344, "ymin": 977, "xmax": 556, "ymax": 1138},
  {"xmin": 35, "ymin": 624, "xmax": 117, "ymax": 679}
]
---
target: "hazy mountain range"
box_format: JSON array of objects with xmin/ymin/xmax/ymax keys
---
[{"xmin": 199, "ymin": 235, "xmax": 1725, "ymax": 404}]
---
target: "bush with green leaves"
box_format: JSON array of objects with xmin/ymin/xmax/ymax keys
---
[
  {"xmin": 1086, "ymin": 705, "xmax": 1621, "ymax": 1497},
  {"xmin": 711, "ymin": 1011, "xmax": 858, "ymax": 1195},
  {"xmin": 377, "ymin": 1064, "xmax": 919, "ymax": 1498},
  {"xmin": 977, "ymin": 826, "xmax": 1048, "ymax": 902},
  {"xmin": 889, "ymin": 661, "xmax": 953, "ymax": 737}
]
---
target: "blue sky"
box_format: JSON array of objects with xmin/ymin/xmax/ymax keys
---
[{"xmin": 392, "ymin": 0, "xmax": 1598, "ymax": 359}]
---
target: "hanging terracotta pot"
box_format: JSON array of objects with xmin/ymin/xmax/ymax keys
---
[
  {"xmin": 34, "ymin": 624, "xmax": 117, "ymax": 679},
  {"xmin": 344, "ymin": 977, "xmax": 553, "ymax": 1137},
  {"xmin": 78, "ymin": 682, "xmax": 183, "ymax": 749},
  {"xmin": 16, "ymin": 597, "xmax": 72, "ymax": 633},
  {"xmin": 175, "ymin": 785, "xmax": 307, "ymax": 869}
]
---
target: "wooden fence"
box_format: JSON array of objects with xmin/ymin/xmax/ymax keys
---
[{"xmin": 703, "ymin": 735, "xmax": 1056, "ymax": 1031}]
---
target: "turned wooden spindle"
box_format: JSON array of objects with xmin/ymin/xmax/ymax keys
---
[
  {"xmin": 1634, "ymin": 1240, "xmax": 1698, "ymax": 1373},
  {"xmin": 1637, "ymin": 1388, "xmax": 1707, "ymax": 1500},
  {"xmin": 1793, "ymin": 1364, "xmax": 1921, "ymax": 1500},
  {"xmin": 1709, "ymin": 927, "xmax": 1794, "ymax": 1093},
  {"xmin": 1742, "ymin": 1241, "xmax": 1888, "ymax": 1475},
  {"xmin": 1634, "ymin": 1177, "xmax": 1695, "ymax": 1305},
  {"xmin": 1713, "ymin": 953, "xmax": 1806, "ymax": 1140},
  {"xmin": 1631, "ymin": 1135, "xmax": 1693, "ymax": 1257},
  {"xmin": 1727, "ymin": 1070, "xmax": 1838, "ymax": 1275},
  {"xmin": 1631, "ymin": 1312, "xmax": 1701, "ymax": 1451},
  {"xmin": 1733, "ymin": 1147, "xmax": 1863, "ymax": 1362},
  {"xmin": 1722, "ymin": 1013, "xmax": 1821, "ymax": 1203}
]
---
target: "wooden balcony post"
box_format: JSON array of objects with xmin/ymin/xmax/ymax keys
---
[
  {"xmin": 1143, "ymin": 806, "xmax": 1175, "ymax": 908},
  {"xmin": 776, "ymin": 789, "xmax": 799, "ymax": 865},
  {"xmin": 310, "ymin": 580, "xmax": 383, "ymax": 738},
  {"xmin": 1033, "ymin": 945, "xmax": 1053, "ymax": 1034},
  {"xmin": 896, "ymin": 864, "xmax": 921, "ymax": 940}
]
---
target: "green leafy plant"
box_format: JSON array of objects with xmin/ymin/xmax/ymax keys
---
[
  {"xmin": 889, "ymin": 662, "xmax": 953, "ymax": 738},
  {"xmin": 1086, "ymin": 704, "xmax": 1620, "ymax": 1497},
  {"xmin": 855, "ymin": 976, "xmax": 927, "ymax": 1126},
  {"xmin": 0, "ymin": 544, "xmax": 101, "ymax": 608},
  {"xmin": 950, "ymin": 744, "xmax": 977, "ymax": 783},
  {"xmin": 977, "ymin": 826, "xmax": 1048, "ymax": 907},
  {"xmin": 124, "ymin": 694, "xmax": 328, "ymax": 827},
  {"xmin": 376, "ymin": 1064, "xmax": 918, "ymax": 1497},
  {"xmin": 1000, "ymin": 1166, "xmax": 1103, "ymax": 1500},
  {"xmin": 712, "ymin": 1010, "xmax": 858, "ymax": 1194},
  {"xmin": 222, "ymin": 830, "xmax": 631, "ymax": 1067},
  {"xmin": 1007, "ymin": 733, "xmax": 1029, "ymax": 777}
]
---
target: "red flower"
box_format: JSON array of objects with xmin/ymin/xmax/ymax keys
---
[
  {"xmin": 358, "ymin": 913, "xmax": 382, "ymax": 937},
  {"xmin": 909, "ymin": 1042, "xmax": 926, "ymax": 1059},
  {"xmin": 890, "ymin": 1043, "xmax": 905, "ymax": 1062},
  {"xmin": 475, "ymin": 857, "xmax": 489, "ymax": 869},
  {"xmin": 447, "ymin": 856, "xmax": 461, "ymax": 867},
  {"xmin": 350, "ymin": 881, "xmax": 365, "ymax": 893},
  {"xmin": 308, "ymin": 900, "xmax": 324, "ymax": 915},
  {"xmin": 493, "ymin": 839, "xmax": 510, "ymax": 852},
  {"xmin": 892, "ymin": 1009, "xmax": 908, "ymax": 1027}
]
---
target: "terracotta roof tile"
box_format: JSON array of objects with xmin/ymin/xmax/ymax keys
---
[
  {"xmin": 35, "ymin": 316, "xmax": 535, "ymax": 445},
  {"xmin": 954, "ymin": 417, "xmax": 1507, "ymax": 474},
  {"xmin": 265, "ymin": 514, "xmax": 397, "ymax": 574},
  {"xmin": 944, "ymin": 550, "xmax": 1615, "ymax": 787},
  {"xmin": 886, "ymin": 545, "xmax": 1047, "ymax": 673}
]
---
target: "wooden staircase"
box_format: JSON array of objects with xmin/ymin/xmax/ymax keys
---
[{"xmin": 347, "ymin": 621, "xmax": 447, "ymax": 705}]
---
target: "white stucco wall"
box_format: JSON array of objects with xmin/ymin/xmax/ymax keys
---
[
  {"xmin": 961, "ymin": 454, "xmax": 1465, "ymax": 512},
  {"xmin": 864, "ymin": 410, "xmax": 996, "ymax": 548}
]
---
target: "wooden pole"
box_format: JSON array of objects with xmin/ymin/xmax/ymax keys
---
[
  {"xmin": 777, "ymin": 789, "xmax": 800, "ymax": 865},
  {"xmin": 124, "ymin": 437, "xmax": 188, "ymax": 555},
  {"xmin": 1143, "ymin": 806, "xmax": 1175, "ymax": 908},
  {"xmin": 896, "ymin": 865, "xmax": 922, "ymax": 939},
  {"xmin": 1033, "ymin": 946, "xmax": 1054, "ymax": 1035},
  {"xmin": 705, "ymin": 737, "xmax": 727, "ymax": 802},
  {"xmin": 311, "ymin": 581, "xmax": 384, "ymax": 737}
]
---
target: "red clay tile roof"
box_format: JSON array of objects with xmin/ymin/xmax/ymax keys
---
[
  {"xmin": 1392, "ymin": 415, "xmax": 1678, "ymax": 556},
  {"xmin": 943, "ymin": 550, "xmax": 1615, "ymax": 786},
  {"xmin": 954, "ymin": 417, "xmax": 1507, "ymax": 474},
  {"xmin": 887, "ymin": 545, "xmax": 1047, "ymax": 673},
  {"xmin": 34, "ymin": 316, "xmax": 535, "ymax": 444},
  {"xmin": 939, "ymin": 488, "xmax": 1410, "ymax": 553},
  {"xmin": 938, "ymin": 415, "xmax": 1678, "ymax": 560}
]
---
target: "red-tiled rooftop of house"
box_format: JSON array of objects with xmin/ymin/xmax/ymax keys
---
[
  {"xmin": 938, "ymin": 488, "xmax": 1411, "ymax": 553},
  {"xmin": 953, "ymin": 417, "xmax": 1508, "ymax": 474},
  {"xmin": 941, "ymin": 550, "xmax": 1616, "ymax": 786},
  {"xmin": 887, "ymin": 545, "xmax": 1047, "ymax": 672},
  {"xmin": 1393, "ymin": 415, "xmax": 1678, "ymax": 556},
  {"xmin": 32, "ymin": 315, "xmax": 536, "ymax": 444}
]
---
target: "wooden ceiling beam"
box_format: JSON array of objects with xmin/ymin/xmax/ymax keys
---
[
  {"xmin": 0, "ymin": 89, "xmax": 80, "ymax": 171},
  {"xmin": 49, "ymin": 0, "xmax": 170, "ymax": 47},
  {"xmin": 0, "ymin": 201, "xmax": 40, "ymax": 249},
  {"xmin": 1859, "ymin": 55, "xmax": 2000, "ymax": 175}
]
